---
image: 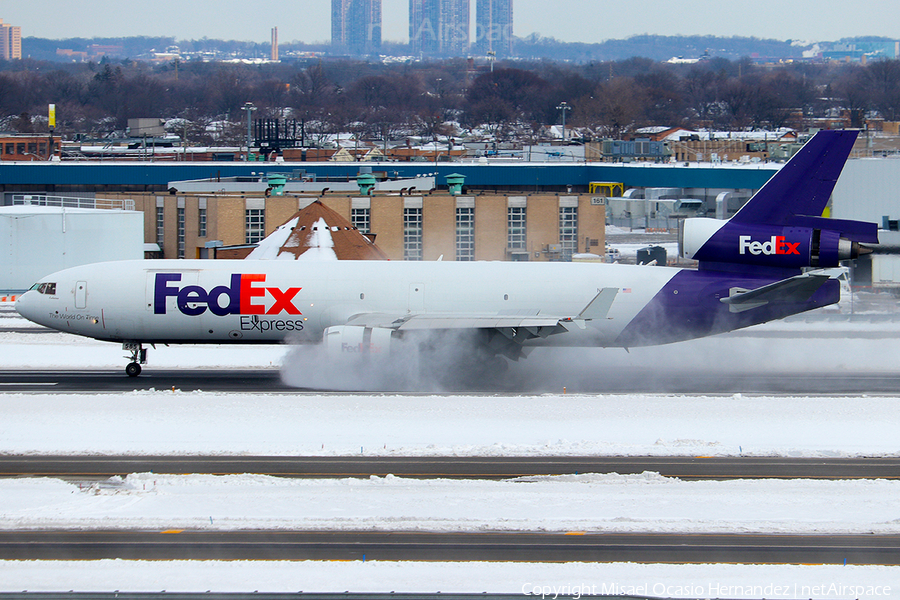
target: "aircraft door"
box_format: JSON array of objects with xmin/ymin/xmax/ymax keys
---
[{"xmin": 75, "ymin": 281, "xmax": 87, "ymax": 309}]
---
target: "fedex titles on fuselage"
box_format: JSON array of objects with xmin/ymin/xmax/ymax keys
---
[
  {"xmin": 154, "ymin": 273, "xmax": 302, "ymax": 322},
  {"xmin": 738, "ymin": 235, "xmax": 800, "ymax": 256}
]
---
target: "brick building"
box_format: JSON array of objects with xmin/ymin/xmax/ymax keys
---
[
  {"xmin": 0, "ymin": 135, "xmax": 59, "ymax": 161},
  {"xmin": 98, "ymin": 191, "xmax": 606, "ymax": 263}
]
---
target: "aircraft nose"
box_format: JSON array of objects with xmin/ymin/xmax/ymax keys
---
[{"xmin": 15, "ymin": 291, "xmax": 41, "ymax": 324}]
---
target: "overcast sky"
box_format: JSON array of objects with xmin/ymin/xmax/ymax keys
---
[{"xmin": 3, "ymin": 0, "xmax": 897, "ymax": 45}]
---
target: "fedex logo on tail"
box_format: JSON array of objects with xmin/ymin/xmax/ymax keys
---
[
  {"xmin": 154, "ymin": 273, "xmax": 301, "ymax": 316},
  {"xmin": 738, "ymin": 235, "xmax": 801, "ymax": 256}
]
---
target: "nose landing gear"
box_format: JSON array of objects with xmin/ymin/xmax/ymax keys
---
[{"xmin": 123, "ymin": 342, "xmax": 148, "ymax": 377}]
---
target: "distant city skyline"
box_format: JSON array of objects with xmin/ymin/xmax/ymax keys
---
[
  {"xmin": 332, "ymin": 0, "xmax": 382, "ymax": 54},
  {"xmin": 3, "ymin": 0, "xmax": 898, "ymax": 46},
  {"xmin": 410, "ymin": 0, "xmax": 470, "ymax": 55},
  {"xmin": 474, "ymin": 0, "xmax": 513, "ymax": 57}
]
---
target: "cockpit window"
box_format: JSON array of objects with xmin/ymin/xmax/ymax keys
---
[{"xmin": 29, "ymin": 282, "xmax": 56, "ymax": 295}]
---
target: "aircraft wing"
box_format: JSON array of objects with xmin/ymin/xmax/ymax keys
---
[
  {"xmin": 720, "ymin": 271, "xmax": 833, "ymax": 313},
  {"xmin": 346, "ymin": 288, "xmax": 619, "ymax": 331},
  {"xmin": 344, "ymin": 288, "xmax": 620, "ymax": 359}
]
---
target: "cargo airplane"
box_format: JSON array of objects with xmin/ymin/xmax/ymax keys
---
[{"xmin": 16, "ymin": 130, "xmax": 877, "ymax": 378}]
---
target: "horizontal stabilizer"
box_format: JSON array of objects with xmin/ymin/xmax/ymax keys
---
[
  {"xmin": 720, "ymin": 272, "xmax": 832, "ymax": 313},
  {"xmin": 786, "ymin": 215, "xmax": 879, "ymax": 244},
  {"xmin": 578, "ymin": 288, "xmax": 618, "ymax": 320}
]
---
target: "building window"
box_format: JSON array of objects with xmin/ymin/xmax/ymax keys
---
[
  {"xmin": 351, "ymin": 207, "xmax": 370, "ymax": 234},
  {"xmin": 559, "ymin": 206, "xmax": 579, "ymax": 261},
  {"xmin": 16, "ymin": 143, "xmax": 25, "ymax": 155},
  {"xmin": 3, "ymin": 143, "xmax": 12, "ymax": 155},
  {"xmin": 456, "ymin": 206, "xmax": 475, "ymax": 261},
  {"xmin": 156, "ymin": 206, "xmax": 165, "ymax": 246},
  {"xmin": 245, "ymin": 209, "xmax": 265, "ymax": 244},
  {"xmin": 177, "ymin": 207, "xmax": 185, "ymax": 259},
  {"xmin": 403, "ymin": 207, "xmax": 422, "ymax": 261},
  {"xmin": 507, "ymin": 206, "xmax": 526, "ymax": 251},
  {"xmin": 198, "ymin": 208, "xmax": 207, "ymax": 238}
]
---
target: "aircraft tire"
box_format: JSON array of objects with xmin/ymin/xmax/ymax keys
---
[{"xmin": 125, "ymin": 362, "xmax": 142, "ymax": 377}]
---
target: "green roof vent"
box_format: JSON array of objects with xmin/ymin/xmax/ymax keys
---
[{"xmin": 445, "ymin": 173, "xmax": 466, "ymax": 195}]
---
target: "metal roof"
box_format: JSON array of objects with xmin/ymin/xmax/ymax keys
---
[{"xmin": 0, "ymin": 160, "xmax": 780, "ymax": 191}]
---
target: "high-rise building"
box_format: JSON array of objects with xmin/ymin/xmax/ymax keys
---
[
  {"xmin": 475, "ymin": 0, "xmax": 513, "ymax": 57},
  {"xmin": 332, "ymin": 0, "xmax": 382, "ymax": 56},
  {"xmin": 332, "ymin": 0, "xmax": 349, "ymax": 51},
  {"xmin": 0, "ymin": 19, "xmax": 22, "ymax": 61},
  {"xmin": 409, "ymin": 0, "xmax": 469, "ymax": 57},
  {"xmin": 271, "ymin": 27, "xmax": 279, "ymax": 62}
]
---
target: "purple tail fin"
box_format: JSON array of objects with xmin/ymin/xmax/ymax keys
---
[
  {"xmin": 730, "ymin": 130, "xmax": 858, "ymax": 225},
  {"xmin": 681, "ymin": 130, "xmax": 877, "ymax": 274}
]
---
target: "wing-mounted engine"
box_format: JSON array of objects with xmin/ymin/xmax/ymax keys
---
[
  {"xmin": 334, "ymin": 315, "xmax": 569, "ymax": 362},
  {"xmin": 679, "ymin": 217, "xmax": 875, "ymax": 270},
  {"xmin": 323, "ymin": 325, "xmax": 398, "ymax": 358}
]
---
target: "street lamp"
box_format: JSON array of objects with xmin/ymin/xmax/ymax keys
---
[
  {"xmin": 487, "ymin": 50, "xmax": 496, "ymax": 73},
  {"xmin": 242, "ymin": 102, "xmax": 257, "ymax": 160},
  {"xmin": 556, "ymin": 101, "xmax": 572, "ymax": 143}
]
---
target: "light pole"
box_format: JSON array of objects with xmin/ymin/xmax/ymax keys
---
[
  {"xmin": 242, "ymin": 102, "xmax": 257, "ymax": 161},
  {"xmin": 487, "ymin": 50, "xmax": 496, "ymax": 73},
  {"xmin": 48, "ymin": 103, "xmax": 56, "ymax": 161},
  {"xmin": 556, "ymin": 101, "xmax": 571, "ymax": 143}
]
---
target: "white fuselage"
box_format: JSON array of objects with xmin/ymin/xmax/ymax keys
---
[{"xmin": 16, "ymin": 259, "xmax": 681, "ymax": 348}]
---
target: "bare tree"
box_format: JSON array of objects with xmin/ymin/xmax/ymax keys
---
[
  {"xmin": 683, "ymin": 66, "xmax": 726, "ymax": 125},
  {"xmin": 865, "ymin": 59, "xmax": 900, "ymax": 121}
]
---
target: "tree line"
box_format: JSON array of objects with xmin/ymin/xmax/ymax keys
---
[
  {"xmin": 1, "ymin": 55, "xmax": 898, "ymax": 146},
  {"xmin": 18, "ymin": 34, "xmax": 807, "ymax": 64}
]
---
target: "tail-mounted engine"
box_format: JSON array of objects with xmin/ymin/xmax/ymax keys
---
[{"xmin": 680, "ymin": 217, "xmax": 874, "ymax": 269}]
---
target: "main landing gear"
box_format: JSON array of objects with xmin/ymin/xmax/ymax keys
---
[{"xmin": 123, "ymin": 342, "xmax": 148, "ymax": 377}]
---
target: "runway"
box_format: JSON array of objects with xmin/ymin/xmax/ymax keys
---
[
  {"xmin": 1, "ymin": 530, "xmax": 898, "ymax": 564},
  {"xmin": 3, "ymin": 455, "xmax": 899, "ymax": 480},
  {"xmin": 4, "ymin": 367, "xmax": 900, "ymax": 394},
  {"xmin": 3, "ymin": 317, "xmax": 900, "ymax": 570}
]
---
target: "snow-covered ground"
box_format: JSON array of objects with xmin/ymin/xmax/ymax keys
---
[
  {"xmin": 3, "ymin": 472, "xmax": 900, "ymax": 535},
  {"xmin": 1, "ymin": 560, "xmax": 896, "ymax": 597},
  {"xmin": 1, "ymin": 390, "xmax": 899, "ymax": 457},
  {"xmin": 3, "ymin": 300, "xmax": 900, "ymax": 595}
]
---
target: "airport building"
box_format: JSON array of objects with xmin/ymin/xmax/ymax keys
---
[
  {"xmin": 0, "ymin": 198, "xmax": 144, "ymax": 292},
  {"xmin": 94, "ymin": 189, "xmax": 607, "ymax": 263},
  {"xmin": 0, "ymin": 160, "xmax": 781, "ymax": 267},
  {"xmin": 5, "ymin": 152, "xmax": 900, "ymax": 289}
]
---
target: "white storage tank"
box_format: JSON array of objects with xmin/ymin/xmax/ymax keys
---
[{"xmin": 1, "ymin": 205, "xmax": 144, "ymax": 293}]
